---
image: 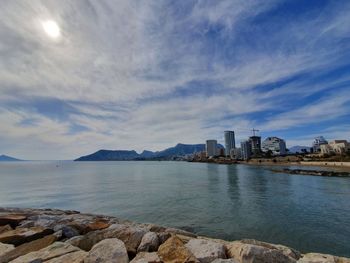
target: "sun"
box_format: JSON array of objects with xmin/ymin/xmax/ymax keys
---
[{"xmin": 42, "ymin": 20, "xmax": 61, "ymax": 39}]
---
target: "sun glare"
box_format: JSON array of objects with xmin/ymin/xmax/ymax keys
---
[{"xmin": 42, "ymin": 20, "xmax": 60, "ymax": 39}]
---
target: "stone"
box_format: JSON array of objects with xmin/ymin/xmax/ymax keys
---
[
  {"xmin": 130, "ymin": 252, "xmax": 161, "ymax": 263},
  {"xmin": 226, "ymin": 241, "xmax": 296, "ymax": 263},
  {"xmin": 10, "ymin": 242, "xmax": 83, "ymax": 263},
  {"xmin": 165, "ymin": 228, "xmax": 197, "ymax": 238},
  {"xmin": 0, "ymin": 243, "xmax": 14, "ymax": 257},
  {"xmin": 53, "ymin": 224, "xmax": 79, "ymax": 239},
  {"xmin": 0, "ymin": 227, "xmax": 53, "ymax": 246},
  {"xmin": 211, "ymin": 259, "xmax": 239, "ymax": 263},
  {"xmin": 158, "ymin": 232, "xmax": 171, "ymax": 244},
  {"xmin": 297, "ymin": 253, "xmax": 350, "ymax": 263},
  {"xmin": 84, "ymin": 238, "xmax": 129, "ymax": 263},
  {"xmin": 0, "ymin": 215, "xmax": 26, "ymax": 228},
  {"xmin": 68, "ymin": 223, "xmax": 148, "ymax": 255},
  {"xmin": 0, "ymin": 234, "xmax": 57, "ymax": 262},
  {"xmin": 185, "ymin": 238, "xmax": 226, "ymax": 263},
  {"xmin": 0, "ymin": 226, "xmax": 11, "ymax": 235},
  {"xmin": 240, "ymin": 239, "xmax": 301, "ymax": 260},
  {"xmin": 138, "ymin": 232, "xmax": 160, "ymax": 252},
  {"xmin": 45, "ymin": 250, "xmax": 87, "ymax": 263},
  {"xmin": 158, "ymin": 236, "xmax": 198, "ymax": 263},
  {"xmin": 84, "ymin": 219, "xmax": 110, "ymax": 233}
]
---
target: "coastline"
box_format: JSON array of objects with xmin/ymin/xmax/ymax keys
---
[{"xmin": 0, "ymin": 208, "xmax": 349, "ymax": 262}]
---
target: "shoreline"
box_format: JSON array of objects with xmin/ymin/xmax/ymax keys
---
[{"xmin": 0, "ymin": 208, "xmax": 349, "ymax": 262}]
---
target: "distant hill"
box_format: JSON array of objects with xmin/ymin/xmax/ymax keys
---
[
  {"xmin": 0, "ymin": 155, "xmax": 22, "ymax": 161},
  {"xmin": 289, "ymin": 146, "xmax": 311, "ymax": 153},
  {"xmin": 75, "ymin": 143, "xmax": 224, "ymax": 161}
]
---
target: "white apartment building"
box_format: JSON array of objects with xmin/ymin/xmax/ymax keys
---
[
  {"xmin": 262, "ymin": 137, "xmax": 287, "ymax": 155},
  {"xmin": 320, "ymin": 140, "xmax": 350, "ymax": 155}
]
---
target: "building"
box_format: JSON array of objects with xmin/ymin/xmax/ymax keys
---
[
  {"xmin": 224, "ymin": 131, "xmax": 236, "ymax": 156},
  {"xmin": 249, "ymin": 136, "xmax": 261, "ymax": 156},
  {"xmin": 230, "ymin": 148, "xmax": 242, "ymax": 160},
  {"xmin": 312, "ymin": 136, "xmax": 328, "ymax": 152},
  {"xmin": 206, "ymin": 140, "xmax": 218, "ymax": 157},
  {"xmin": 262, "ymin": 137, "xmax": 287, "ymax": 155},
  {"xmin": 320, "ymin": 140, "xmax": 350, "ymax": 155},
  {"xmin": 241, "ymin": 140, "xmax": 252, "ymax": 160}
]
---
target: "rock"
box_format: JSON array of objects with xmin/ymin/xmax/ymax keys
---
[
  {"xmin": 165, "ymin": 228, "xmax": 197, "ymax": 238},
  {"xmin": 297, "ymin": 253, "xmax": 350, "ymax": 263},
  {"xmin": 84, "ymin": 238, "xmax": 129, "ymax": 263},
  {"xmin": 130, "ymin": 252, "xmax": 161, "ymax": 263},
  {"xmin": 0, "ymin": 215, "xmax": 26, "ymax": 228},
  {"xmin": 185, "ymin": 238, "xmax": 226, "ymax": 263},
  {"xmin": 53, "ymin": 224, "xmax": 79, "ymax": 239},
  {"xmin": 0, "ymin": 234, "xmax": 57, "ymax": 262},
  {"xmin": 84, "ymin": 219, "xmax": 110, "ymax": 233},
  {"xmin": 10, "ymin": 242, "xmax": 83, "ymax": 263},
  {"xmin": 0, "ymin": 227, "xmax": 53, "ymax": 246},
  {"xmin": 158, "ymin": 232, "xmax": 171, "ymax": 244},
  {"xmin": 226, "ymin": 241, "xmax": 297, "ymax": 263},
  {"xmin": 0, "ymin": 243, "xmax": 14, "ymax": 257},
  {"xmin": 45, "ymin": 250, "xmax": 87, "ymax": 263},
  {"xmin": 0, "ymin": 226, "xmax": 11, "ymax": 235},
  {"xmin": 68, "ymin": 223, "xmax": 148, "ymax": 255},
  {"xmin": 138, "ymin": 232, "xmax": 159, "ymax": 252},
  {"xmin": 240, "ymin": 239, "xmax": 301, "ymax": 260},
  {"xmin": 211, "ymin": 259, "xmax": 239, "ymax": 263},
  {"xmin": 158, "ymin": 236, "xmax": 198, "ymax": 263}
]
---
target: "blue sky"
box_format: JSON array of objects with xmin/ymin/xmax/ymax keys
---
[{"xmin": 0, "ymin": 0, "xmax": 350, "ymax": 159}]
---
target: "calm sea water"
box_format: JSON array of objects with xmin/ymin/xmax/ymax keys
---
[{"xmin": 0, "ymin": 161, "xmax": 349, "ymax": 257}]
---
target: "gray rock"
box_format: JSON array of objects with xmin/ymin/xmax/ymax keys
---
[
  {"xmin": 157, "ymin": 232, "xmax": 171, "ymax": 244},
  {"xmin": 185, "ymin": 239, "xmax": 226, "ymax": 263},
  {"xmin": 0, "ymin": 242, "xmax": 15, "ymax": 257},
  {"xmin": 137, "ymin": 232, "xmax": 159, "ymax": 252},
  {"xmin": 130, "ymin": 252, "xmax": 161, "ymax": 263},
  {"xmin": 297, "ymin": 253, "xmax": 350, "ymax": 263},
  {"xmin": 84, "ymin": 238, "xmax": 129, "ymax": 263},
  {"xmin": 53, "ymin": 224, "xmax": 79, "ymax": 238},
  {"xmin": 211, "ymin": 259, "xmax": 239, "ymax": 263},
  {"xmin": 45, "ymin": 250, "xmax": 87, "ymax": 263},
  {"xmin": 226, "ymin": 241, "xmax": 297, "ymax": 263}
]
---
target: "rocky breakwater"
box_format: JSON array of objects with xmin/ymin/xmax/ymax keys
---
[{"xmin": 0, "ymin": 208, "xmax": 349, "ymax": 263}]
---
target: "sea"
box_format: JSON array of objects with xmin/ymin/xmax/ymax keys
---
[{"xmin": 0, "ymin": 161, "xmax": 349, "ymax": 257}]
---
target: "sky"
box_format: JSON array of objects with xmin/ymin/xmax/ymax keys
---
[{"xmin": 1, "ymin": 0, "xmax": 350, "ymax": 160}]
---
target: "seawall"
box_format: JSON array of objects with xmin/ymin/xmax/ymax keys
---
[{"xmin": 0, "ymin": 208, "xmax": 349, "ymax": 263}]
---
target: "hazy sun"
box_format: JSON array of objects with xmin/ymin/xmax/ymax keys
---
[{"xmin": 42, "ymin": 20, "xmax": 60, "ymax": 39}]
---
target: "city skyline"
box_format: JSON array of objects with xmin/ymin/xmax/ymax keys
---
[{"xmin": 1, "ymin": 1, "xmax": 350, "ymax": 159}]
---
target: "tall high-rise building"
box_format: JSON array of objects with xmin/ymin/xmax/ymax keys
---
[
  {"xmin": 262, "ymin": 137, "xmax": 287, "ymax": 155},
  {"xmin": 224, "ymin": 130, "xmax": 235, "ymax": 156},
  {"xmin": 249, "ymin": 136, "xmax": 261, "ymax": 156},
  {"xmin": 241, "ymin": 140, "xmax": 252, "ymax": 160},
  {"xmin": 206, "ymin": 140, "xmax": 217, "ymax": 157}
]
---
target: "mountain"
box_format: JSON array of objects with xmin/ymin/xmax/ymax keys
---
[
  {"xmin": 289, "ymin": 146, "xmax": 311, "ymax": 153},
  {"xmin": 0, "ymin": 155, "xmax": 22, "ymax": 161},
  {"xmin": 75, "ymin": 143, "xmax": 224, "ymax": 161}
]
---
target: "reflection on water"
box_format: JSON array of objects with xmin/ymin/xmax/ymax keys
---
[{"xmin": 0, "ymin": 161, "xmax": 349, "ymax": 257}]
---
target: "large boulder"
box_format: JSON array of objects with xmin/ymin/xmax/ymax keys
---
[
  {"xmin": 0, "ymin": 243, "xmax": 14, "ymax": 258},
  {"xmin": 211, "ymin": 259, "xmax": 239, "ymax": 263},
  {"xmin": 0, "ymin": 226, "xmax": 11, "ymax": 235},
  {"xmin": 0, "ymin": 234, "xmax": 57, "ymax": 262},
  {"xmin": 10, "ymin": 242, "xmax": 83, "ymax": 263},
  {"xmin": 0, "ymin": 215, "xmax": 27, "ymax": 228},
  {"xmin": 84, "ymin": 238, "xmax": 129, "ymax": 263},
  {"xmin": 130, "ymin": 252, "xmax": 161, "ymax": 263},
  {"xmin": 138, "ymin": 232, "xmax": 160, "ymax": 252},
  {"xmin": 185, "ymin": 238, "xmax": 226, "ymax": 263},
  {"xmin": 0, "ymin": 226, "xmax": 53, "ymax": 246},
  {"xmin": 226, "ymin": 241, "xmax": 297, "ymax": 263},
  {"xmin": 45, "ymin": 250, "xmax": 87, "ymax": 263},
  {"xmin": 158, "ymin": 236, "xmax": 198, "ymax": 263},
  {"xmin": 297, "ymin": 253, "xmax": 350, "ymax": 263},
  {"xmin": 67, "ymin": 223, "xmax": 148, "ymax": 255},
  {"xmin": 53, "ymin": 224, "xmax": 80, "ymax": 239}
]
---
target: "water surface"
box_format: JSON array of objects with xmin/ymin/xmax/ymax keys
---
[{"xmin": 0, "ymin": 161, "xmax": 349, "ymax": 257}]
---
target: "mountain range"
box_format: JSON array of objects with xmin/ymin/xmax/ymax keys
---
[
  {"xmin": 75, "ymin": 143, "xmax": 223, "ymax": 161},
  {"xmin": 0, "ymin": 155, "xmax": 22, "ymax": 161}
]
